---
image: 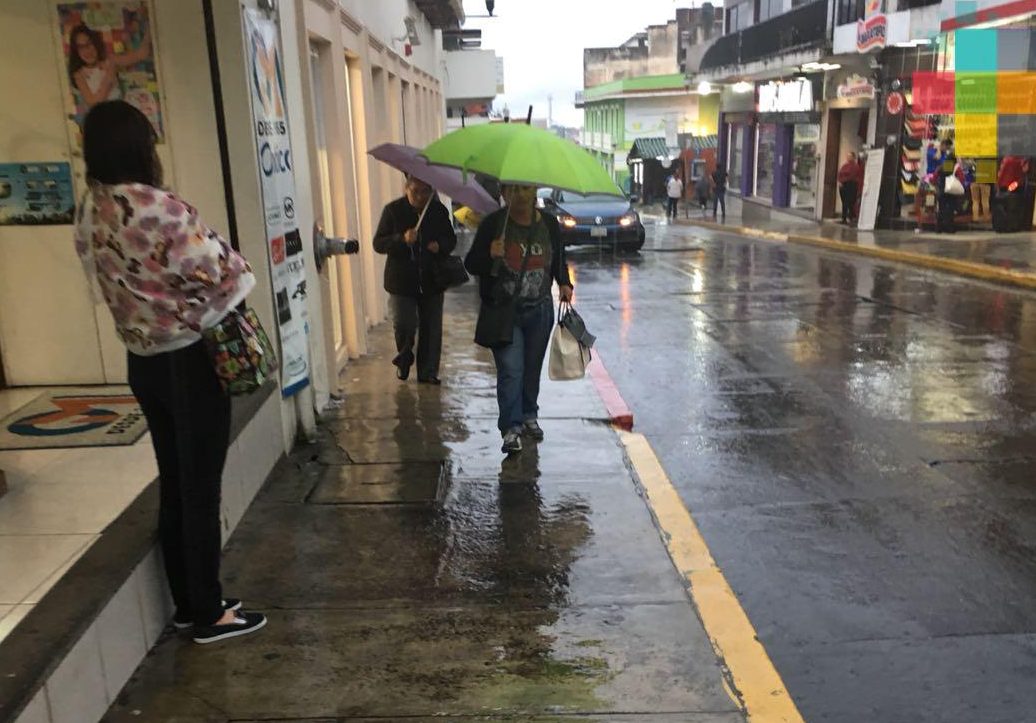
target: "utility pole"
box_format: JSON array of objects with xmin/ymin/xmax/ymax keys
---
[{"xmin": 547, "ymin": 94, "xmax": 553, "ymax": 128}]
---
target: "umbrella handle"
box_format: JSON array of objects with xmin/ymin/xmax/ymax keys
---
[{"xmin": 414, "ymin": 195, "xmax": 433, "ymax": 232}]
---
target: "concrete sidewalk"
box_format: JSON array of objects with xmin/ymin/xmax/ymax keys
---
[
  {"xmin": 103, "ymin": 288, "xmax": 744, "ymax": 722},
  {"xmin": 669, "ymin": 199, "xmax": 1036, "ymax": 290}
]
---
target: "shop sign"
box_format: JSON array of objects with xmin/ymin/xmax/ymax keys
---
[
  {"xmin": 244, "ymin": 8, "xmax": 310, "ymax": 398},
  {"xmin": 757, "ymin": 78, "xmax": 813, "ymax": 114},
  {"xmin": 837, "ymin": 74, "xmax": 876, "ymax": 100},
  {"xmin": 886, "ymin": 91, "xmax": 905, "ymax": 115},
  {"xmin": 857, "ymin": 0, "xmax": 887, "ymax": 52}
]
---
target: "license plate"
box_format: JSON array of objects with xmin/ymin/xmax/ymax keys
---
[{"xmin": 590, "ymin": 227, "xmax": 607, "ymax": 237}]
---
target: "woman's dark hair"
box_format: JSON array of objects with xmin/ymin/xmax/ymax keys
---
[
  {"xmin": 83, "ymin": 100, "xmax": 161, "ymax": 186},
  {"xmin": 67, "ymin": 23, "xmax": 106, "ymax": 83}
]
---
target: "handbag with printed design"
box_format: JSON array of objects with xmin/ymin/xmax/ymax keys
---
[{"xmin": 202, "ymin": 307, "xmax": 278, "ymax": 395}]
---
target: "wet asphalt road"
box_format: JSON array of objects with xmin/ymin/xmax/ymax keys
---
[{"xmin": 569, "ymin": 220, "xmax": 1036, "ymax": 723}]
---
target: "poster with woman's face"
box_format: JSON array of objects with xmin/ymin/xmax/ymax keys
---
[{"xmin": 57, "ymin": 1, "xmax": 163, "ymax": 143}]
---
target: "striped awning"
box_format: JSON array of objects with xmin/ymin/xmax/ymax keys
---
[
  {"xmin": 686, "ymin": 134, "xmax": 719, "ymax": 152},
  {"xmin": 628, "ymin": 137, "xmax": 673, "ymax": 161}
]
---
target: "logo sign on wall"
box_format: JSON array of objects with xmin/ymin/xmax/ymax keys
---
[
  {"xmin": 244, "ymin": 8, "xmax": 309, "ymax": 398},
  {"xmin": 886, "ymin": 91, "xmax": 905, "ymax": 115},
  {"xmin": 857, "ymin": 0, "xmax": 887, "ymax": 51},
  {"xmin": 837, "ymin": 74, "xmax": 876, "ymax": 100},
  {"xmin": 757, "ymin": 78, "xmax": 814, "ymax": 113}
]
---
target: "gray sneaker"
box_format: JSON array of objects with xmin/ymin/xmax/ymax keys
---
[
  {"xmin": 522, "ymin": 419, "xmax": 545, "ymax": 441},
  {"xmin": 501, "ymin": 428, "xmax": 523, "ymax": 454}
]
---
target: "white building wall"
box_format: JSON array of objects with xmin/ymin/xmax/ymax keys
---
[{"xmin": 443, "ymin": 49, "xmax": 499, "ymax": 101}]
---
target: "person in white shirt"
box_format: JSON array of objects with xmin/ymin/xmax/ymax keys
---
[{"xmin": 666, "ymin": 171, "xmax": 684, "ymax": 221}]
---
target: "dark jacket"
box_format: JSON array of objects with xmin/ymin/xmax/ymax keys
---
[
  {"xmin": 373, "ymin": 196, "xmax": 457, "ymax": 296},
  {"xmin": 465, "ymin": 208, "xmax": 571, "ymax": 304}
]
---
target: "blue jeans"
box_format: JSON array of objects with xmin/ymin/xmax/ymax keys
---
[{"xmin": 492, "ymin": 300, "xmax": 554, "ymax": 434}]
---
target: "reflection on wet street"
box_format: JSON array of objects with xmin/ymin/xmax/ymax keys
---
[{"xmin": 572, "ymin": 221, "xmax": 1036, "ymax": 722}]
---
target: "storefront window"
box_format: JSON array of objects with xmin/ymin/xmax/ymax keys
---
[
  {"xmin": 791, "ymin": 123, "xmax": 820, "ymax": 210},
  {"xmin": 728, "ymin": 124, "xmax": 744, "ymax": 191},
  {"xmin": 755, "ymin": 123, "xmax": 776, "ymax": 200}
]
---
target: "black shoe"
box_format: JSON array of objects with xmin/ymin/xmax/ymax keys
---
[
  {"xmin": 521, "ymin": 420, "xmax": 545, "ymax": 441},
  {"xmin": 393, "ymin": 353, "xmax": 413, "ymax": 381},
  {"xmin": 192, "ymin": 610, "xmax": 267, "ymax": 645},
  {"xmin": 418, "ymin": 376, "xmax": 442, "ymax": 385},
  {"xmin": 501, "ymin": 429, "xmax": 523, "ymax": 455},
  {"xmin": 173, "ymin": 598, "xmax": 243, "ymax": 630}
]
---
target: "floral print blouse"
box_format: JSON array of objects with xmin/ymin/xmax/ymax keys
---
[{"xmin": 74, "ymin": 182, "xmax": 256, "ymax": 356}]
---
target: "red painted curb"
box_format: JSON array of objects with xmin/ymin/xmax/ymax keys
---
[{"xmin": 588, "ymin": 354, "xmax": 634, "ymax": 431}]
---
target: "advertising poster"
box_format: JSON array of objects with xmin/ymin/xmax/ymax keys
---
[
  {"xmin": 0, "ymin": 162, "xmax": 75, "ymax": 226},
  {"xmin": 244, "ymin": 9, "xmax": 309, "ymax": 397},
  {"xmin": 57, "ymin": 1, "xmax": 163, "ymax": 141}
]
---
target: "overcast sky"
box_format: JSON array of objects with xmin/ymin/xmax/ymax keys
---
[{"xmin": 460, "ymin": 0, "xmax": 691, "ymax": 128}]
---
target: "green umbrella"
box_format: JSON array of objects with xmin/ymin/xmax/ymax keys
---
[{"xmin": 420, "ymin": 123, "xmax": 623, "ymax": 197}]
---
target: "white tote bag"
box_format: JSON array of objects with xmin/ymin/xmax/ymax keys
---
[
  {"xmin": 548, "ymin": 323, "xmax": 589, "ymax": 380},
  {"xmin": 548, "ymin": 304, "xmax": 592, "ymax": 381},
  {"xmin": 944, "ymin": 175, "xmax": 965, "ymax": 196}
]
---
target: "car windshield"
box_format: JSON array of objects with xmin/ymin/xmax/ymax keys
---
[{"xmin": 559, "ymin": 192, "xmax": 620, "ymax": 203}]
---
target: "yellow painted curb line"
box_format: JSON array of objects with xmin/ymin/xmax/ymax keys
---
[
  {"xmin": 618, "ymin": 430, "xmax": 804, "ymax": 723},
  {"xmin": 686, "ymin": 219, "xmax": 1036, "ymax": 291}
]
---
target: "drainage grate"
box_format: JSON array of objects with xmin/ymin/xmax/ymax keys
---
[{"xmin": 306, "ymin": 461, "xmax": 447, "ymax": 505}]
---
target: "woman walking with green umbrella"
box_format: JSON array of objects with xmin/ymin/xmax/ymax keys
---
[{"xmin": 464, "ymin": 184, "xmax": 573, "ymax": 455}]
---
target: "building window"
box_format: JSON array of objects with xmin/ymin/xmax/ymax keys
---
[
  {"xmin": 726, "ymin": 2, "xmax": 752, "ymax": 32},
  {"xmin": 836, "ymin": 0, "xmax": 865, "ymax": 25},
  {"xmin": 755, "ymin": 123, "xmax": 776, "ymax": 200},
  {"xmin": 728, "ymin": 124, "xmax": 744, "ymax": 191},
  {"xmin": 758, "ymin": 0, "xmax": 784, "ymax": 22}
]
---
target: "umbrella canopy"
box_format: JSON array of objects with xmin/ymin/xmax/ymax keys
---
[
  {"xmin": 420, "ymin": 123, "xmax": 623, "ymax": 197},
  {"xmin": 367, "ymin": 142, "xmax": 499, "ymax": 215}
]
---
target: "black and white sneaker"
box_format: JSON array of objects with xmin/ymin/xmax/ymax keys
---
[
  {"xmin": 501, "ymin": 429, "xmax": 523, "ymax": 455},
  {"xmin": 192, "ymin": 610, "xmax": 267, "ymax": 645},
  {"xmin": 522, "ymin": 420, "xmax": 545, "ymax": 441},
  {"xmin": 173, "ymin": 598, "xmax": 243, "ymax": 630}
]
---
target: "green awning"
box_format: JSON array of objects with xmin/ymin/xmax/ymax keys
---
[{"xmin": 628, "ymin": 137, "xmax": 673, "ymax": 161}]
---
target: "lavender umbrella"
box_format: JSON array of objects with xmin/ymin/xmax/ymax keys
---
[{"xmin": 367, "ymin": 143, "xmax": 499, "ymax": 215}]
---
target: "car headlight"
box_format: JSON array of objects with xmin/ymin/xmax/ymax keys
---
[
  {"xmin": 619, "ymin": 212, "xmax": 637, "ymax": 227},
  {"xmin": 559, "ymin": 215, "xmax": 577, "ymax": 228}
]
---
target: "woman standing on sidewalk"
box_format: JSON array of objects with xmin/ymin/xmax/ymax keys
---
[
  {"xmin": 74, "ymin": 100, "xmax": 266, "ymax": 644},
  {"xmin": 465, "ymin": 184, "xmax": 574, "ymax": 455}
]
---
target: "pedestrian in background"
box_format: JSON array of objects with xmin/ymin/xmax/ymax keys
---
[
  {"xmin": 837, "ymin": 151, "xmax": 861, "ymax": 224},
  {"xmin": 465, "ymin": 184, "xmax": 574, "ymax": 455},
  {"xmin": 665, "ymin": 169, "xmax": 683, "ymax": 221},
  {"xmin": 374, "ymin": 175, "xmax": 457, "ymax": 384},
  {"xmin": 711, "ymin": 165, "xmax": 727, "ymax": 220},
  {"xmin": 694, "ymin": 174, "xmax": 711, "ymax": 216},
  {"xmin": 74, "ymin": 100, "xmax": 265, "ymax": 644}
]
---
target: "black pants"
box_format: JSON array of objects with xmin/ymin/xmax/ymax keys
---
[
  {"xmin": 713, "ymin": 188, "xmax": 726, "ymax": 218},
  {"xmin": 390, "ymin": 292, "xmax": 445, "ymax": 379},
  {"xmin": 128, "ymin": 342, "xmax": 230, "ymax": 626},
  {"xmin": 666, "ymin": 197, "xmax": 679, "ymax": 219},
  {"xmin": 937, "ymin": 193, "xmax": 957, "ymax": 233},
  {"xmin": 840, "ymin": 182, "xmax": 858, "ymax": 222}
]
